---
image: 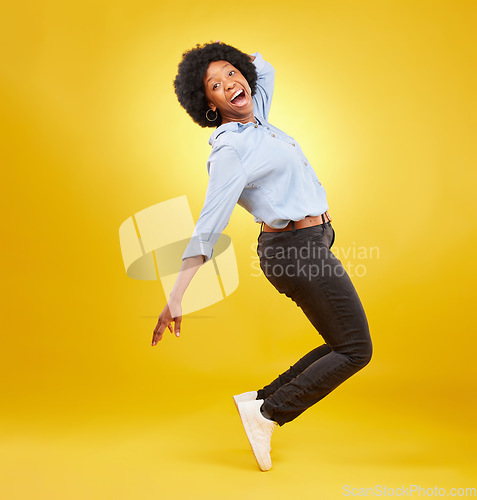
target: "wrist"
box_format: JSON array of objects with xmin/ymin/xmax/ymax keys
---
[{"xmin": 169, "ymin": 292, "xmax": 182, "ymax": 303}]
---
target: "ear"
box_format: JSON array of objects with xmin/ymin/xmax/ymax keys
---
[{"xmin": 208, "ymin": 103, "xmax": 216, "ymax": 112}]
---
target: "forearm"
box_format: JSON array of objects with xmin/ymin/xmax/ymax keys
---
[{"xmin": 169, "ymin": 255, "xmax": 205, "ymax": 301}]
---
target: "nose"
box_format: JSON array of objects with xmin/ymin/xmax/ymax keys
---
[{"xmin": 225, "ymin": 79, "xmax": 235, "ymax": 90}]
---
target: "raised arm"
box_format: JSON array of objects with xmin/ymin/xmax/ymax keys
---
[{"xmin": 250, "ymin": 52, "xmax": 275, "ymax": 122}]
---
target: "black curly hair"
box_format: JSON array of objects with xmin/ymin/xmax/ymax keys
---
[{"xmin": 174, "ymin": 42, "xmax": 258, "ymax": 128}]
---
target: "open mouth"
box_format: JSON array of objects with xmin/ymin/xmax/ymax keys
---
[{"xmin": 230, "ymin": 88, "xmax": 248, "ymax": 107}]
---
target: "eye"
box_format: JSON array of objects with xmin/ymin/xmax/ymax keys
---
[
  {"xmin": 212, "ymin": 83, "xmax": 220, "ymax": 90},
  {"xmin": 229, "ymin": 70, "xmax": 236, "ymax": 76}
]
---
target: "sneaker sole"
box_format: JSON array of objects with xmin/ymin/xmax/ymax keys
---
[
  {"xmin": 236, "ymin": 403, "xmax": 272, "ymax": 472},
  {"xmin": 232, "ymin": 395, "xmax": 241, "ymax": 414}
]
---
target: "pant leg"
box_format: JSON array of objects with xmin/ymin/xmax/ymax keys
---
[
  {"xmin": 257, "ymin": 222, "xmax": 372, "ymax": 426},
  {"xmin": 257, "ymin": 344, "xmax": 332, "ymax": 400},
  {"xmin": 256, "ymin": 223, "xmax": 335, "ymax": 400}
]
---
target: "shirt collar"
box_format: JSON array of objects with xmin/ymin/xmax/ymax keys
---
[{"xmin": 208, "ymin": 116, "xmax": 261, "ymax": 145}]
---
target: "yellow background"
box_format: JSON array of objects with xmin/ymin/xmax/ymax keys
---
[{"xmin": 1, "ymin": 0, "xmax": 476, "ymax": 498}]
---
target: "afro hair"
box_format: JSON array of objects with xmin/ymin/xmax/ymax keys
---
[{"xmin": 173, "ymin": 42, "xmax": 258, "ymax": 128}]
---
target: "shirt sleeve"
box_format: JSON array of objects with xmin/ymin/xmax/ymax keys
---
[
  {"xmin": 182, "ymin": 143, "xmax": 247, "ymax": 263},
  {"xmin": 251, "ymin": 52, "xmax": 276, "ymax": 122}
]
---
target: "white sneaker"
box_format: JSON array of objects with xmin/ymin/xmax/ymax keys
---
[
  {"xmin": 233, "ymin": 390, "xmax": 258, "ymax": 410},
  {"xmin": 236, "ymin": 399, "xmax": 277, "ymax": 472}
]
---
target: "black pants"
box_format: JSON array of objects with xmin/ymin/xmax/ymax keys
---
[{"xmin": 256, "ymin": 221, "xmax": 372, "ymax": 426}]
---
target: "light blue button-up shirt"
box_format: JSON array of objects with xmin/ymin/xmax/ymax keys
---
[{"xmin": 182, "ymin": 52, "xmax": 329, "ymax": 262}]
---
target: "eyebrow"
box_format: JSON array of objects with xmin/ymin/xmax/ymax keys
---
[{"xmin": 206, "ymin": 63, "xmax": 232, "ymax": 84}]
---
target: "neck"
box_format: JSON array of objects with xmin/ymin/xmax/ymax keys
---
[{"xmin": 221, "ymin": 113, "xmax": 256, "ymax": 125}]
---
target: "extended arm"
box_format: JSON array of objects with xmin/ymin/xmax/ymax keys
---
[
  {"xmin": 152, "ymin": 145, "xmax": 247, "ymax": 345},
  {"xmin": 151, "ymin": 254, "xmax": 205, "ymax": 345}
]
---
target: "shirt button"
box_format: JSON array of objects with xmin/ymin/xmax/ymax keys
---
[
  {"xmin": 305, "ymin": 162, "xmax": 308, "ymax": 165},
  {"xmin": 271, "ymin": 134, "xmax": 275, "ymax": 137},
  {"xmin": 254, "ymin": 125, "xmax": 258, "ymax": 128},
  {"xmin": 292, "ymin": 143, "xmax": 295, "ymax": 146}
]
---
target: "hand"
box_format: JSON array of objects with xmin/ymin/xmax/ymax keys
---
[
  {"xmin": 150, "ymin": 255, "xmax": 203, "ymax": 346},
  {"xmin": 151, "ymin": 299, "xmax": 182, "ymax": 346}
]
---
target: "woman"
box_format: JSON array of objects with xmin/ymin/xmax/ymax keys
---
[{"xmin": 151, "ymin": 42, "xmax": 373, "ymax": 472}]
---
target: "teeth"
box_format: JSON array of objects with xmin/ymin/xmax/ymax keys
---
[{"xmin": 231, "ymin": 89, "xmax": 243, "ymax": 101}]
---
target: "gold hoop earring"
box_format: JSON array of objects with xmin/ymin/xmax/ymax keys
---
[{"xmin": 206, "ymin": 109, "xmax": 218, "ymax": 122}]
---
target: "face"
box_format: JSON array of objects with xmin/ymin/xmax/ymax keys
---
[{"xmin": 203, "ymin": 60, "xmax": 254, "ymax": 125}]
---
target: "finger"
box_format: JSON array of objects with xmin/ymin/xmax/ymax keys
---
[
  {"xmin": 168, "ymin": 323, "xmax": 173, "ymax": 333},
  {"xmin": 151, "ymin": 323, "xmax": 167, "ymax": 346},
  {"xmin": 151, "ymin": 330, "xmax": 163, "ymax": 346},
  {"xmin": 174, "ymin": 316, "xmax": 182, "ymax": 337}
]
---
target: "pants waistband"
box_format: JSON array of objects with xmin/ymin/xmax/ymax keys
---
[{"xmin": 262, "ymin": 211, "xmax": 332, "ymax": 233}]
